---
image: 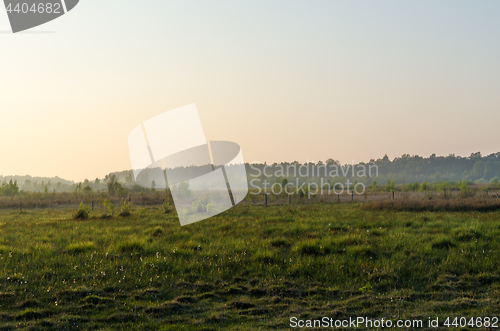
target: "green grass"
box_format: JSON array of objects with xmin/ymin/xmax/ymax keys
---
[
  {"xmin": 67, "ymin": 241, "xmax": 96, "ymax": 254},
  {"xmin": 0, "ymin": 203, "xmax": 499, "ymax": 329}
]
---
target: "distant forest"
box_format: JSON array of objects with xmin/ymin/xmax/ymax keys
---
[
  {"xmin": 245, "ymin": 152, "xmax": 500, "ymax": 185},
  {"xmin": 1, "ymin": 152, "xmax": 500, "ymax": 195}
]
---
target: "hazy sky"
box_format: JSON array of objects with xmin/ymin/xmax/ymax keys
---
[{"xmin": 1, "ymin": 1, "xmax": 499, "ymax": 182}]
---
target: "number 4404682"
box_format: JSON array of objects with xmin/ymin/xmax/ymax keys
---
[
  {"xmin": 443, "ymin": 317, "xmax": 498, "ymax": 328},
  {"xmin": 5, "ymin": 3, "xmax": 61, "ymax": 14}
]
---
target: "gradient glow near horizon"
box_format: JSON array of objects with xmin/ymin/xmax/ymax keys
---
[{"xmin": 1, "ymin": 1, "xmax": 499, "ymax": 182}]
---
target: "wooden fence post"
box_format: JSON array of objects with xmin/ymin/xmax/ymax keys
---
[
  {"xmin": 91, "ymin": 201, "xmax": 94, "ymax": 211},
  {"xmin": 392, "ymin": 191, "xmax": 395, "ymax": 199},
  {"xmin": 289, "ymin": 194, "xmax": 292, "ymax": 205},
  {"xmin": 352, "ymin": 192, "xmax": 354, "ymax": 201},
  {"xmin": 20, "ymin": 202, "xmax": 22, "ymax": 213},
  {"xmin": 338, "ymin": 194, "xmax": 340, "ymax": 203},
  {"xmin": 265, "ymin": 194, "xmax": 268, "ymax": 207}
]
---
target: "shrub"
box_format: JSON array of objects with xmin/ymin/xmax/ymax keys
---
[
  {"xmin": 163, "ymin": 199, "xmax": 173, "ymax": 214},
  {"xmin": 102, "ymin": 199, "xmax": 114, "ymax": 218},
  {"xmin": 116, "ymin": 184, "xmax": 129, "ymax": 198},
  {"xmin": 172, "ymin": 181, "xmax": 192, "ymax": 200},
  {"xmin": 385, "ymin": 179, "xmax": 396, "ymax": 192},
  {"xmin": 0, "ymin": 180, "xmax": 19, "ymax": 197},
  {"xmin": 190, "ymin": 196, "xmax": 213, "ymax": 214},
  {"xmin": 74, "ymin": 202, "xmax": 90, "ymax": 219},
  {"xmin": 119, "ymin": 200, "xmax": 132, "ymax": 217},
  {"xmin": 459, "ymin": 181, "xmax": 476, "ymax": 198},
  {"xmin": 359, "ymin": 283, "xmax": 372, "ymax": 294},
  {"xmin": 104, "ymin": 174, "xmax": 119, "ymax": 196},
  {"xmin": 298, "ymin": 184, "xmax": 313, "ymax": 198}
]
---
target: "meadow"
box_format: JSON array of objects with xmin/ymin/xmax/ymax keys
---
[{"xmin": 0, "ymin": 200, "xmax": 499, "ymax": 330}]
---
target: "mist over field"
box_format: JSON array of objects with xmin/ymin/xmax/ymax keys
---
[{"xmin": 2, "ymin": 151, "xmax": 500, "ymax": 194}]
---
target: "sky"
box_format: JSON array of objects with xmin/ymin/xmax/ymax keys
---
[{"xmin": 1, "ymin": 0, "xmax": 499, "ymax": 182}]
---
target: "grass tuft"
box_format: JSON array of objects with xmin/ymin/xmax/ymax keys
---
[
  {"xmin": 117, "ymin": 240, "xmax": 144, "ymax": 253},
  {"xmin": 269, "ymin": 238, "xmax": 291, "ymax": 248},
  {"xmin": 432, "ymin": 237, "xmax": 457, "ymax": 249},
  {"xmin": 74, "ymin": 202, "xmax": 90, "ymax": 219},
  {"xmin": 67, "ymin": 241, "xmax": 95, "ymax": 254},
  {"xmin": 294, "ymin": 240, "xmax": 330, "ymax": 256},
  {"xmin": 253, "ymin": 250, "xmax": 276, "ymax": 263}
]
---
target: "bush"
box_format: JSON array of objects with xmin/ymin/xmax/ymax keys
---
[
  {"xmin": 359, "ymin": 283, "xmax": 372, "ymax": 294},
  {"xmin": 119, "ymin": 201, "xmax": 132, "ymax": 217},
  {"xmin": 104, "ymin": 174, "xmax": 119, "ymax": 196},
  {"xmin": 163, "ymin": 199, "xmax": 173, "ymax": 214},
  {"xmin": 102, "ymin": 199, "xmax": 114, "ymax": 218},
  {"xmin": 459, "ymin": 181, "xmax": 476, "ymax": 198},
  {"xmin": 0, "ymin": 180, "xmax": 19, "ymax": 197},
  {"xmin": 190, "ymin": 196, "xmax": 213, "ymax": 214},
  {"xmin": 74, "ymin": 202, "xmax": 90, "ymax": 219},
  {"xmin": 385, "ymin": 179, "xmax": 396, "ymax": 192}
]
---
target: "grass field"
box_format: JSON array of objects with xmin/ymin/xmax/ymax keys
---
[{"xmin": 1, "ymin": 202, "xmax": 499, "ymax": 330}]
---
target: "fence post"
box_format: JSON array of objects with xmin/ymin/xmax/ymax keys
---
[
  {"xmin": 265, "ymin": 194, "xmax": 268, "ymax": 207},
  {"xmin": 20, "ymin": 202, "xmax": 22, "ymax": 213},
  {"xmin": 392, "ymin": 191, "xmax": 395, "ymax": 199},
  {"xmin": 352, "ymin": 192, "xmax": 354, "ymax": 201},
  {"xmin": 289, "ymin": 194, "xmax": 292, "ymax": 205},
  {"xmin": 338, "ymin": 194, "xmax": 340, "ymax": 203}
]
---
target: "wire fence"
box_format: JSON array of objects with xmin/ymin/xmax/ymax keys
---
[{"xmin": 3, "ymin": 187, "xmax": 499, "ymax": 214}]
